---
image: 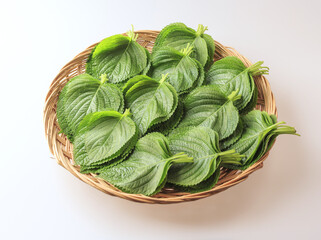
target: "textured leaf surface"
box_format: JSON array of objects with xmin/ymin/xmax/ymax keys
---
[
  {"xmin": 178, "ymin": 86, "xmax": 240, "ymax": 140},
  {"xmin": 98, "ymin": 132, "xmax": 192, "ymax": 196},
  {"xmin": 73, "ymin": 110, "xmax": 137, "ymax": 166},
  {"xmin": 125, "ymin": 75, "xmax": 178, "ymax": 135},
  {"xmin": 86, "ymin": 33, "xmax": 149, "ymax": 83},
  {"xmin": 220, "ymin": 119, "xmax": 244, "ymax": 150},
  {"xmin": 148, "ymin": 100, "xmax": 184, "ymax": 135},
  {"xmin": 154, "ymin": 23, "xmax": 214, "ymax": 67},
  {"xmin": 168, "ymin": 127, "xmax": 225, "ymax": 186},
  {"xmin": 205, "ymin": 56, "xmax": 267, "ymax": 111},
  {"xmin": 56, "ymin": 74, "xmax": 124, "ymax": 141},
  {"xmin": 150, "ymin": 46, "xmax": 200, "ymax": 93},
  {"xmin": 168, "ymin": 167, "xmax": 220, "ymax": 193},
  {"xmin": 223, "ymin": 110, "xmax": 298, "ymax": 169}
]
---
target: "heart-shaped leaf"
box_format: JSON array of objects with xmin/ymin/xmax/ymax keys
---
[
  {"xmin": 223, "ymin": 110, "xmax": 298, "ymax": 169},
  {"xmin": 178, "ymin": 86, "xmax": 240, "ymax": 140},
  {"xmin": 125, "ymin": 75, "xmax": 178, "ymax": 135},
  {"xmin": 73, "ymin": 110, "xmax": 138, "ymax": 166},
  {"xmin": 86, "ymin": 27, "xmax": 150, "ymax": 83},
  {"xmin": 205, "ymin": 56, "xmax": 268, "ymax": 111},
  {"xmin": 98, "ymin": 132, "xmax": 193, "ymax": 196},
  {"xmin": 56, "ymin": 74, "xmax": 124, "ymax": 141},
  {"xmin": 168, "ymin": 126, "xmax": 243, "ymax": 186},
  {"xmin": 154, "ymin": 23, "xmax": 215, "ymax": 67},
  {"xmin": 150, "ymin": 44, "xmax": 203, "ymax": 94}
]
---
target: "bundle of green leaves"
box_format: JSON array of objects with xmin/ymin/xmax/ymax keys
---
[{"xmin": 56, "ymin": 24, "xmax": 298, "ymax": 196}]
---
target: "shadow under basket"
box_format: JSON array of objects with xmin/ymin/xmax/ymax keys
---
[{"xmin": 43, "ymin": 30, "xmax": 277, "ymax": 204}]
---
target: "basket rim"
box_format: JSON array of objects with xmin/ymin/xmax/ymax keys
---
[{"xmin": 43, "ymin": 30, "xmax": 277, "ymax": 204}]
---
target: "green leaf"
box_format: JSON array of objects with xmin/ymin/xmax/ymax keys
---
[
  {"xmin": 125, "ymin": 75, "xmax": 178, "ymax": 135},
  {"xmin": 150, "ymin": 45, "xmax": 201, "ymax": 94},
  {"xmin": 148, "ymin": 100, "xmax": 184, "ymax": 135},
  {"xmin": 220, "ymin": 118, "xmax": 244, "ymax": 150},
  {"xmin": 154, "ymin": 23, "xmax": 215, "ymax": 67},
  {"xmin": 98, "ymin": 132, "xmax": 193, "ymax": 196},
  {"xmin": 203, "ymin": 33, "xmax": 215, "ymax": 70},
  {"xmin": 167, "ymin": 167, "xmax": 220, "ymax": 193},
  {"xmin": 205, "ymin": 56, "xmax": 268, "ymax": 111},
  {"xmin": 178, "ymin": 86, "xmax": 240, "ymax": 140},
  {"xmin": 56, "ymin": 74, "xmax": 124, "ymax": 141},
  {"xmin": 122, "ymin": 75, "xmax": 147, "ymax": 95},
  {"xmin": 73, "ymin": 110, "xmax": 138, "ymax": 166},
  {"xmin": 239, "ymin": 83, "xmax": 258, "ymax": 115},
  {"xmin": 223, "ymin": 110, "xmax": 298, "ymax": 170},
  {"xmin": 79, "ymin": 128, "xmax": 139, "ymax": 174},
  {"xmin": 168, "ymin": 126, "xmax": 243, "ymax": 186},
  {"xmin": 86, "ymin": 28, "xmax": 149, "ymax": 83}
]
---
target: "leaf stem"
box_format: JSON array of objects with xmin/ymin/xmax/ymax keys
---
[
  {"xmin": 122, "ymin": 108, "xmax": 132, "ymax": 118},
  {"xmin": 160, "ymin": 73, "xmax": 169, "ymax": 84},
  {"xmin": 196, "ymin": 24, "xmax": 208, "ymax": 36},
  {"xmin": 126, "ymin": 24, "xmax": 138, "ymax": 41},
  {"xmin": 218, "ymin": 149, "xmax": 244, "ymax": 165},
  {"xmin": 180, "ymin": 43, "xmax": 194, "ymax": 56},
  {"xmin": 248, "ymin": 61, "xmax": 269, "ymax": 76},
  {"xmin": 170, "ymin": 152, "xmax": 193, "ymax": 163},
  {"xmin": 273, "ymin": 125, "xmax": 299, "ymax": 136},
  {"xmin": 100, "ymin": 73, "xmax": 108, "ymax": 84},
  {"xmin": 227, "ymin": 89, "xmax": 242, "ymax": 102}
]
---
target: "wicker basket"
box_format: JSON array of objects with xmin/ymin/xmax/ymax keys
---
[{"xmin": 43, "ymin": 30, "xmax": 277, "ymax": 204}]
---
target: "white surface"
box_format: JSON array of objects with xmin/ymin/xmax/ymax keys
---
[{"xmin": 0, "ymin": 0, "xmax": 320, "ymax": 239}]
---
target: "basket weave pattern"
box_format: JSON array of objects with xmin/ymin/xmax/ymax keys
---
[{"xmin": 43, "ymin": 30, "xmax": 277, "ymax": 204}]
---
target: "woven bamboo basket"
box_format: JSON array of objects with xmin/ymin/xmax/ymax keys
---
[{"xmin": 43, "ymin": 30, "xmax": 277, "ymax": 204}]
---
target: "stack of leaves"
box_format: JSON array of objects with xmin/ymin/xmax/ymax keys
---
[
  {"xmin": 222, "ymin": 110, "xmax": 298, "ymax": 170},
  {"xmin": 56, "ymin": 23, "xmax": 298, "ymax": 196},
  {"xmin": 86, "ymin": 26, "xmax": 150, "ymax": 85},
  {"xmin": 205, "ymin": 56, "xmax": 269, "ymax": 114}
]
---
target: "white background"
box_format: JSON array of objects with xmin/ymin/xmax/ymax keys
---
[{"xmin": 0, "ymin": 0, "xmax": 320, "ymax": 239}]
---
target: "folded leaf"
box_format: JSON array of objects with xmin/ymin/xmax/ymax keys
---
[
  {"xmin": 154, "ymin": 23, "xmax": 215, "ymax": 67},
  {"xmin": 205, "ymin": 56, "xmax": 268, "ymax": 111},
  {"xmin": 125, "ymin": 75, "xmax": 178, "ymax": 135},
  {"xmin": 148, "ymin": 100, "xmax": 184, "ymax": 136},
  {"xmin": 56, "ymin": 74, "xmax": 124, "ymax": 141},
  {"xmin": 167, "ymin": 167, "xmax": 221, "ymax": 193},
  {"xmin": 223, "ymin": 110, "xmax": 298, "ymax": 169},
  {"xmin": 98, "ymin": 132, "xmax": 193, "ymax": 196},
  {"xmin": 150, "ymin": 44, "xmax": 202, "ymax": 94},
  {"xmin": 178, "ymin": 86, "xmax": 240, "ymax": 140},
  {"xmin": 220, "ymin": 118, "xmax": 244, "ymax": 150},
  {"xmin": 168, "ymin": 126, "xmax": 243, "ymax": 186},
  {"xmin": 86, "ymin": 27, "xmax": 149, "ymax": 83},
  {"xmin": 73, "ymin": 110, "xmax": 138, "ymax": 166}
]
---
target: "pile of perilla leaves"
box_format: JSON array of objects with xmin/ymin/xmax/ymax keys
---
[{"xmin": 57, "ymin": 23, "xmax": 298, "ymax": 196}]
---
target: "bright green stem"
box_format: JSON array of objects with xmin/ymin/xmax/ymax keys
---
[
  {"xmin": 180, "ymin": 43, "xmax": 194, "ymax": 56},
  {"xmin": 248, "ymin": 61, "xmax": 269, "ymax": 76},
  {"xmin": 196, "ymin": 24, "xmax": 208, "ymax": 36},
  {"xmin": 127, "ymin": 25, "xmax": 138, "ymax": 41},
  {"xmin": 100, "ymin": 73, "xmax": 108, "ymax": 84},
  {"xmin": 218, "ymin": 149, "xmax": 244, "ymax": 165},
  {"xmin": 122, "ymin": 108, "xmax": 132, "ymax": 118},
  {"xmin": 228, "ymin": 89, "xmax": 242, "ymax": 102},
  {"xmin": 170, "ymin": 152, "xmax": 194, "ymax": 163},
  {"xmin": 273, "ymin": 125, "xmax": 300, "ymax": 136},
  {"xmin": 160, "ymin": 73, "xmax": 169, "ymax": 84},
  {"xmin": 266, "ymin": 121, "xmax": 286, "ymax": 132}
]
